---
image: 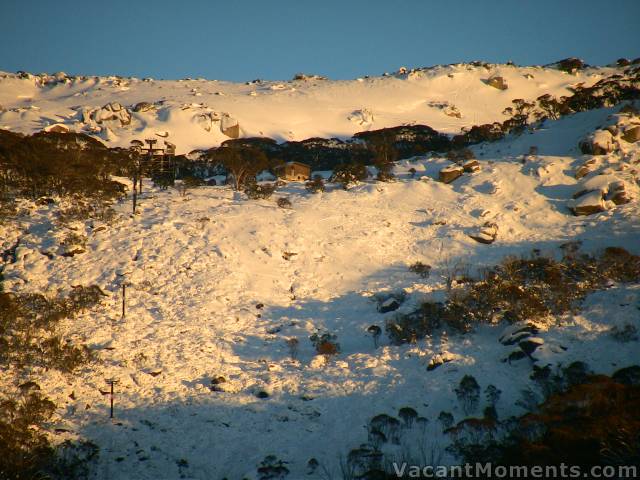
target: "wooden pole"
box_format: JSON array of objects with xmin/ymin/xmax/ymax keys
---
[
  {"xmin": 122, "ymin": 283, "xmax": 126, "ymax": 318},
  {"xmin": 105, "ymin": 379, "xmax": 118, "ymax": 419},
  {"xmin": 109, "ymin": 381, "xmax": 114, "ymax": 418}
]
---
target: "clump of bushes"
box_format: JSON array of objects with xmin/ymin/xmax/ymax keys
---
[
  {"xmin": 408, "ymin": 261, "xmax": 431, "ymax": 278},
  {"xmin": 555, "ymin": 57, "xmax": 586, "ymax": 73},
  {"xmin": 257, "ymin": 455, "xmax": 289, "ymax": 480},
  {"xmin": 330, "ymin": 162, "xmax": 368, "ymax": 189},
  {"xmin": 285, "ymin": 338, "xmax": 299, "ymax": 360},
  {"xmin": 455, "ymin": 375, "xmax": 481, "ymax": 415},
  {"xmin": 452, "ymin": 69, "xmax": 640, "ymax": 146},
  {"xmin": 0, "ymin": 386, "xmax": 99, "ymax": 479},
  {"xmin": 305, "ymin": 175, "xmax": 325, "ymax": 193},
  {"xmin": 375, "ymin": 165, "xmax": 395, "ymax": 182},
  {"xmin": 387, "ymin": 247, "xmax": 640, "ymax": 344},
  {"xmin": 0, "ymin": 387, "xmax": 56, "ymax": 478},
  {"xmin": 448, "ymin": 373, "xmax": 640, "ymax": 468},
  {"xmin": 610, "ymin": 323, "xmax": 638, "ymax": 342},
  {"xmin": 446, "ymin": 148, "xmax": 475, "ymax": 163},
  {"xmin": 338, "ymin": 407, "xmax": 438, "ymax": 479},
  {"xmin": 309, "ymin": 331, "xmax": 340, "ymax": 358},
  {"xmin": 501, "ymin": 98, "xmax": 536, "ymax": 133},
  {"xmin": 245, "ymin": 180, "xmax": 277, "ymax": 199},
  {"xmin": 276, "ymin": 197, "xmax": 292, "ymax": 208},
  {"xmin": 61, "ymin": 231, "xmax": 87, "ymax": 249},
  {"xmin": 0, "ymin": 285, "xmax": 103, "ymax": 372},
  {"xmin": 176, "ymin": 175, "xmax": 205, "ymax": 197},
  {"xmin": 0, "ymin": 131, "xmax": 128, "ymax": 203},
  {"xmin": 55, "ymin": 197, "xmax": 117, "ymax": 224}
]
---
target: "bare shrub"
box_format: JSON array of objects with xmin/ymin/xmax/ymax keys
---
[
  {"xmin": 367, "ymin": 325, "xmax": 382, "ymax": 348},
  {"xmin": 310, "ymin": 331, "xmax": 340, "ymax": 360},
  {"xmin": 285, "ymin": 338, "xmax": 299, "ymax": 360},
  {"xmin": 598, "ymin": 246, "xmax": 640, "ymax": 282},
  {"xmin": 176, "ymin": 176, "xmax": 204, "ymax": 197},
  {"xmin": 257, "ymin": 455, "xmax": 289, "ymax": 480},
  {"xmin": 276, "ymin": 197, "xmax": 292, "ymax": 209},
  {"xmin": 408, "ymin": 261, "xmax": 431, "ymax": 278},
  {"xmin": 61, "ymin": 231, "xmax": 87, "ymax": 249},
  {"xmin": 610, "ymin": 323, "xmax": 639, "ymax": 342},
  {"xmin": 40, "ymin": 336, "xmax": 94, "ymax": 374}
]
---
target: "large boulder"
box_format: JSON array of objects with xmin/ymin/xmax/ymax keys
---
[
  {"xmin": 443, "ymin": 105, "xmax": 461, "ymax": 118},
  {"xmin": 43, "ymin": 123, "xmax": 70, "ymax": 133},
  {"xmin": 220, "ymin": 115, "xmax": 240, "ymax": 138},
  {"xmin": 579, "ymin": 129, "xmax": 614, "ymax": 155},
  {"xmin": 92, "ymin": 102, "xmax": 132, "ymax": 126},
  {"xmin": 621, "ymin": 125, "xmax": 640, "ymax": 143},
  {"xmin": 499, "ymin": 323, "xmax": 539, "ymax": 346},
  {"xmin": 439, "ymin": 164, "xmax": 464, "ymax": 183},
  {"xmin": 378, "ymin": 298, "xmax": 400, "ymax": 313},
  {"xmin": 469, "ymin": 222, "xmax": 498, "ymax": 244},
  {"xmin": 375, "ymin": 290, "xmax": 406, "ymax": 313},
  {"xmin": 132, "ymin": 101, "xmax": 154, "ymax": 113},
  {"xmin": 347, "ymin": 108, "xmax": 375, "ymax": 126},
  {"xmin": 571, "ymin": 174, "xmax": 631, "ymax": 212},
  {"xmin": 519, "ymin": 337, "xmax": 545, "ymax": 356},
  {"xmin": 570, "ymin": 190, "xmax": 606, "ymax": 216},
  {"xmin": 573, "ymin": 174, "xmax": 618, "ymax": 198},
  {"xmin": 575, "ymin": 159, "xmax": 597, "ymax": 179},
  {"xmin": 462, "ymin": 159, "xmax": 480, "ymax": 173},
  {"xmin": 427, "ymin": 352, "xmax": 457, "ymax": 371},
  {"xmin": 485, "ymin": 76, "xmax": 508, "ymax": 90},
  {"xmin": 606, "ymin": 181, "xmax": 631, "ymax": 205}
]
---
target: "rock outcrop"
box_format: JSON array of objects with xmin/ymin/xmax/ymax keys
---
[
  {"xmin": 439, "ymin": 164, "xmax": 464, "ymax": 183},
  {"xmin": 485, "ymin": 76, "xmax": 508, "ymax": 90},
  {"xmin": 469, "ymin": 222, "xmax": 498, "ymax": 244},
  {"xmin": 91, "ymin": 102, "xmax": 132, "ymax": 126},
  {"xmin": 579, "ymin": 129, "xmax": 614, "ymax": 155}
]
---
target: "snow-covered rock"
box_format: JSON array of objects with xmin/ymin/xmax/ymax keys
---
[
  {"xmin": 498, "ymin": 323, "xmax": 539, "ymax": 346},
  {"xmin": 469, "ymin": 222, "xmax": 498, "ymax": 244},
  {"xmin": 621, "ymin": 125, "xmax": 640, "ymax": 143},
  {"xmin": 570, "ymin": 190, "xmax": 607, "ymax": 216},
  {"xmin": 439, "ymin": 164, "xmax": 464, "ymax": 183},
  {"xmin": 91, "ymin": 102, "xmax": 132, "ymax": 126},
  {"xmin": 485, "ymin": 76, "xmax": 508, "ymax": 90},
  {"xmin": 132, "ymin": 101, "xmax": 154, "ymax": 112},
  {"xmin": 579, "ymin": 129, "xmax": 614, "ymax": 155},
  {"xmin": 348, "ymin": 108, "xmax": 375, "ymax": 126},
  {"xmin": 220, "ymin": 114, "xmax": 239, "ymax": 138}
]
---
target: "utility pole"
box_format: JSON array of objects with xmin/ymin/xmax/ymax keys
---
[
  {"xmin": 121, "ymin": 282, "xmax": 126, "ymax": 318},
  {"xmin": 117, "ymin": 271, "xmax": 130, "ymax": 318},
  {"xmin": 105, "ymin": 379, "xmax": 119, "ymax": 419}
]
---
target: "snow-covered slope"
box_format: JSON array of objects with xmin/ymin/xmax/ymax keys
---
[
  {"xmin": 0, "ymin": 64, "xmax": 623, "ymax": 154},
  {"xmin": 1, "ymin": 64, "xmax": 640, "ymax": 479}
]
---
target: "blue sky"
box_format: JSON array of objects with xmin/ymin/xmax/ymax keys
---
[{"xmin": 1, "ymin": 0, "xmax": 638, "ymax": 81}]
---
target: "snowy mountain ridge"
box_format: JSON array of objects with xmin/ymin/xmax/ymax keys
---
[{"xmin": 0, "ymin": 61, "xmax": 630, "ymax": 154}]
